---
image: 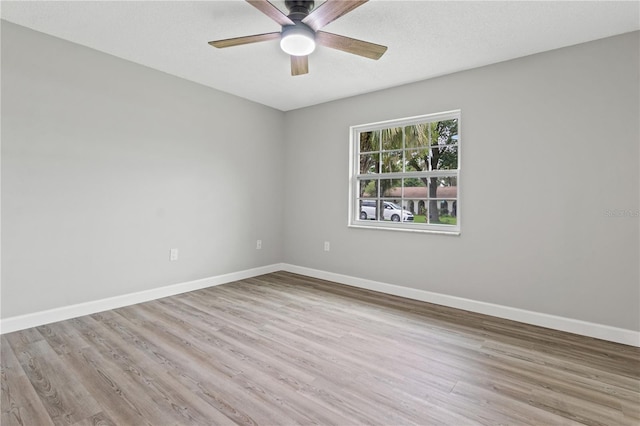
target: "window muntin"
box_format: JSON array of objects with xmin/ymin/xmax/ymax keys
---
[{"xmin": 349, "ymin": 110, "xmax": 460, "ymax": 234}]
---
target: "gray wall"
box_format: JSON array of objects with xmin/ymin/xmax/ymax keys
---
[
  {"xmin": 2, "ymin": 21, "xmax": 286, "ymax": 318},
  {"xmin": 3, "ymin": 21, "xmax": 638, "ymax": 333},
  {"xmin": 283, "ymin": 32, "xmax": 640, "ymax": 331}
]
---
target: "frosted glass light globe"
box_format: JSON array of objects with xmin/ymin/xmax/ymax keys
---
[{"xmin": 280, "ymin": 25, "xmax": 316, "ymax": 56}]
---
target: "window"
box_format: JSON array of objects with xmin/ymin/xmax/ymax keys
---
[{"xmin": 349, "ymin": 110, "xmax": 460, "ymax": 234}]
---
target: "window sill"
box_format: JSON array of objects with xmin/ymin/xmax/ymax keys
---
[{"xmin": 348, "ymin": 222, "xmax": 461, "ymax": 235}]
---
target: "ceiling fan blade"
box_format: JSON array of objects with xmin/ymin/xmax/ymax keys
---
[
  {"xmin": 302, "ymin": 0, "xmax": 368, "ymax": 31},
  {"xmin": 246, "ymin": 0, "xmax": 294, "ymax": 26},
  {"xmin": 291, "ymin": 55, "xmax": 309, "ymax": 76},
  {"xmin": 316, "ymin": 31, "xmax": 387, "ymax": 60},
  {"xmin": 209, "ymin": 32, "xmax": 281, "ymax": 48}
]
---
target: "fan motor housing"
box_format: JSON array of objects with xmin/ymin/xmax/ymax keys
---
[{"xmin": 285, "ymin": 0, "xmax": 315, "ymax": 20}]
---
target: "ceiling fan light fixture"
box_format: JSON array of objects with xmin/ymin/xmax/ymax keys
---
[
  {"xmin": 209, "ymin": 0, "xmax": 386, "ymax": 76},
  {"xmin": 280, "ymin": 25, "xmax": 316, "ymax": 56}
]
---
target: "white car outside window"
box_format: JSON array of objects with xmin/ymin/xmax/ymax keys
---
[{"xmin": 360, "ymin": 200, "xmax": 414, "ymax": 222}]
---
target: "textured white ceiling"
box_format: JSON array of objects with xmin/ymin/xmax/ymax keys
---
[{"xmin": 2, "ymin": 1, "xmax": 639, "ymax": 111}]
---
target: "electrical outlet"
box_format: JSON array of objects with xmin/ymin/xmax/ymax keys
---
[
  {"xmin": 170, "ymin": 248, "xmax": 179, "ymax": 261},
  {"xmin": 256, "ymin": 239, "xmax": 262, "ymax": 250},
  {"xmin": 324, "ymin": 241, "xmax": 330, "ymax": 252}
]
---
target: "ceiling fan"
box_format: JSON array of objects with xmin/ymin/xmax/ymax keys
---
[{"xmin": 209, "ymin": 0, "xmax": 387, "ymax": 76}]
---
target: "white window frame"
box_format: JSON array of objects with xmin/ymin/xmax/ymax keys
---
[{"xmin": 348, "ymin": 110, "xmax": 461, "ymax": 235}]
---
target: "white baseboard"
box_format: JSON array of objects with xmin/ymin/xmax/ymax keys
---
[
  {"xmin": 0, "ymin": 263, "xmax": 284, "ymax": 335},
  {"xmin": 3, "ymin": 262, "xmax": 638, "ymax": 347},
  {"xmin": 281, "ymin": 264, "xmax": 640, "ymax": 347}
]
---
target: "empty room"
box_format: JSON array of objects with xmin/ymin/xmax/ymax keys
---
[{"xmin": 1, "ymin": 1, "xmax": 639, "ymax": 425}]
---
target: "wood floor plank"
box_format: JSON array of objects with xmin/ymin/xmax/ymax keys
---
[
  {"xmin": 126, "ymin": 301, "xmax": 380, "ymax": 425},
  {"xmin": 155, "ymin": 299, "xmax": 385, "ymax": 424},
  {"xmin": 71, "ymin": 411, "xmax": 117, "ymax": 426},
  {"xmin": 154, "ymin": 298, "xmax": 319, "ymax": 385},
  {"xmin": 37, "ymin": 320, "xmax": 174, "ymax": 425},
  {"xmin": 92, "ymin": 308, "xmax": 288, "ymax": 425},
  {"xmin": 1, "ymin": 336, "xmax": 55, "ymax": 426},
  {"xmin": 2, "ymin": 271, "xmax": 639, "ymax": 425},
  {"xmin": 74, "ymin": 314, "xmax": 239, "ymax": 426},
  {"xmin": 4, "ymin": 336, "xmax": 103, "ymax": 426}
]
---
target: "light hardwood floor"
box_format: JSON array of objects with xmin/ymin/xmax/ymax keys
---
[{"xmin": 2, "ymin": 271, "xmax": 639, "ymax": 425}]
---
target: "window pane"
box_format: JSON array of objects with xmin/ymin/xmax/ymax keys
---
[
  {"xmin": 358, "ymin": 199, "xmax": 389, "ymax": 221},
  {"xmin": 403, "ymin": 178, "xmax": 426, "ymax": 223},
  {"xmin": 405, "ymin": 199, "xmax": 428, "ymax": 222},
  {"xmin": 433, "ymin": 176, "xmax": 458, "ymax": 199},
  {"xmin": 404, "ymin": 149, "xmax": 429, "ymax": 172},
  {"xmin": 404, "ymin": 124, "xmax": 430, "ymax": 149},
  {"xmin": 429, "ymin": 199, "xmax": 458, "ymax": 225},
  {"xmin": 359, "ymin": 131, "xmax": 379, "ymax": 153},
  {"xmin": 359, "ymin": 152, "xmax": 379, "ymax": 174},
  {"xmin": 436, "ymin": 119, "xmax": 459, "ymax": 145},
  {"xmin": 380, "ymin": 179, "xmax": 401, "ymax": 198},
  {"xmin": 378, "ymin": 199, "xmax": 414, "ymax": 222},
  {"xmin": 428, "ymin": 176, "xmax": 457, "ymax": 225},
  {"xmin": 358, "ymin": 198, "xmax": 379, "ymax": 221},
  {"xmin": 381, "ymin": 150, "xmax": 402, "ymax": 173},
  {"xmin": 432, "ymin": 145, "xmax": 458, "ymax": 170},
  {"xmin": 381, "ymin": 127, "xmax": 403, "ymax": 150},
  {"xmin": 403, "ymin": 177, "xmax": 428, "ymax": 197},
  {"xmin": 358, "ymin": 179, "xmax": 377, "ymax": 198}
]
